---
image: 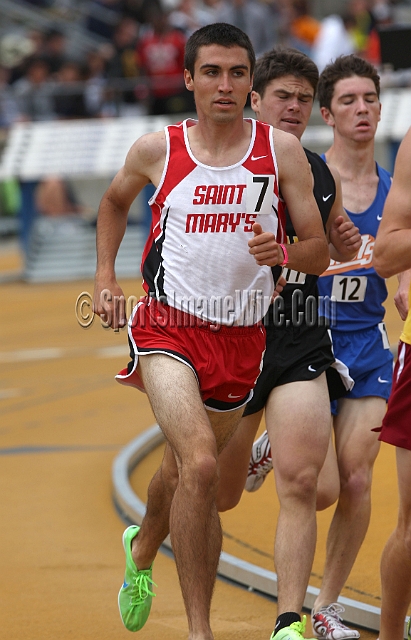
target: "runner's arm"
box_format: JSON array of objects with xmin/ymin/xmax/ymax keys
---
[
  {"xmin": 374, "ymin": 127, "xmax": 411, "ymax": 277},
  {"xmin": 394, "ymin": 269, "xmax": 411, "ymax": 321},
  {"xmin": 326, "ymin": 165, "xmax": 361, "ymax": 262},
  {"xmin": 93, "ymin": 131, "xmax": 165, "ymax": 328},
  {"xmin": 274, "ymin": 129, "xmax": 329, "ymax": 274}
]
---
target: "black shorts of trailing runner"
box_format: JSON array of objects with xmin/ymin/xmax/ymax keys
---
[{"xmin": 244, "ymin": 321, "xmax": 339, "ymax": 416}]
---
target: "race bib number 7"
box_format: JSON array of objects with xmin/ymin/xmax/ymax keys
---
[
  {"xmin": 246, "ymin": 175, "xmax": 274, "ymax": 215},
  {"xmin": 331, "ymin": 275, "xmax": 367, "ymax": 302}
]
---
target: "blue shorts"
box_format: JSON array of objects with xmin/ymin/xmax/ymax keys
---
[{"xmin": 330, "ymin": 322, "xmax": 393, "ymax": 415}]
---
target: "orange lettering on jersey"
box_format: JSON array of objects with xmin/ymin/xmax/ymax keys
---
[{"xmin": 321, "ymin": 234, "xmax": 375, "ymax": 276}]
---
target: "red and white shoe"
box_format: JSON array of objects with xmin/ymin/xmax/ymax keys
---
[
  {"xmin": 244, "ymin": 430, "xmax": 273, "ymax": 492},
  {"xmin": 311, "ymin": 604, "xmax": 360, "ymax": 640}
]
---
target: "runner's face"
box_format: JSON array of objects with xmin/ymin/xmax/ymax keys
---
[
  {"xmin": 251, "ymin": 75, "xmax": 314, "ymax": 140},
  {"xmin": 321, "ymin": 75, "xmax": 381, "ymax": 142},
  {"xmin": 184, "ymin": 44, "xmax": 253, "ymax": 123}
]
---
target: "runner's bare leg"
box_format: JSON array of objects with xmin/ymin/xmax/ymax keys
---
[{"xmin": 134, "ymin": 353, "xmax": 244, "ymax": 639}]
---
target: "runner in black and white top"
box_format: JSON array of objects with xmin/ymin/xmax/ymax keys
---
[{"xmin": 216, "ymin": 47, "xmax": 361, "ymax": 640}]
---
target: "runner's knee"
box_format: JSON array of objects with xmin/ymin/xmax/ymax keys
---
[
  {"xmin": 276, "ymin": 465, "xmax": 318, "ymax": 502},
  {"xmin": 180, "ymin": 452, "xmax": 219, "ymax": 497},
  {"xmin": 339, "ymin": 466, "xmax": 372, "ymax": 501}
]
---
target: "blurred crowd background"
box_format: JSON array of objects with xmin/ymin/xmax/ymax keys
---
[
  {"xmin": 1, "ymin": 0, "xmax": 411, "ymax": 265},
  {"xmin": 1, "ymin": 0, "xmax": 411, "ymax": 129}
]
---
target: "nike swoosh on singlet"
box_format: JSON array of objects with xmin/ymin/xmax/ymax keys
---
[
  {"xmin": 322, "ymin": 194, "xmax": 333, "ymax": 201},
  {"xmin": 378, "ymin": 376, "xmax": 389, "ymax": 383},
  {"xmin": 308, "ymin": 365, "xmax": 317, "ymax": 372},
  {"xmin": 228, "ymin": 393, "xmax": 242, "ymax": 398},
  {"xmin": 377, "ymin": 214, "xmax": 383, "ymax": 220},
  {"xmin": 251, "ymin": 155, "xmax": 268, "ymax": 161}
]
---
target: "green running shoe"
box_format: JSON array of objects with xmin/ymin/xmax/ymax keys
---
[
  {"xmin": 118, "ymin": 525, "xmax": 156, "ymax": 631},
  {"xmin": 271, "ymin": 615, "xmax": 314, "ymax": 640}
]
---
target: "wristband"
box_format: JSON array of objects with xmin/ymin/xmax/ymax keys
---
[{"xmin": 279, "ymin": 243, "xmax": 289, "ymax": 267}]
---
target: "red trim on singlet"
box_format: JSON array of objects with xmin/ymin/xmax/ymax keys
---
[{"xmin": 140, "ymin": 123, "xmax": 197, "ymax": 270}]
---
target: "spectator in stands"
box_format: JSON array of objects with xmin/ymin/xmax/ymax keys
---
[
  {"xmin": 26, "ymin": 28, "xmax": 47, "ymax": 59},
  {"xmin": 288, "ymin": 0, "xmax": 321, "ymax": 56},
  {"xmin": 105, "ymin": 17, "xmax": 142, "ymax": 116},
  {"xmin": 196, "ymin": 0, "xmax": 224, "ymax": 27},
  {"xmin": 42, "ymin": 28, "xmax": 69, "ymax": 76},
  {"xmin": 0, "ymin": 32, "xmax": 37, "ymax": 85},
  {"xmin": 86, "ymin": 0, "xmax": 124, "ymax": 40},
  {"xmin": 13, "ymin": 57, "xmax": 55, "ymax": 122},
  {"xmin": 83, "ymin": 48, "xmax": 119, "ymax": 118},
  {"xmin": 0, "ymin": 65, "xmax": 18, "ymax": 130},
  {"xmin": 349, "ymin": 0, "xmax": 375, "ymax": 55},
  {"xmin": 53, "ymin": 60, "xmax": 90, "ymax": 120},
  {"xmin": 136, "ymin": 5, "xmax": 194, "ymax": 115},
  {"xmin": 167, "ymin": 0, "xmax": 226, "ymax": 36},
  {"xmin": 106, "ymin": 17, "xmax": 140, "ymax": 78},
  {"xmin": 215, "ymin": 0, "xmax": 277, "ymax": 57},
  {"xmin": 12, "ymin": 57, "xmax": 88, "ymax": 249},
  {"xmin": 83, "ymin": 49, "xmax": 107, "ymax": 117},
  {"xmin": 168, "ymin": 0, "xmax": 204, "ymax": 37},
  {"xmin": 123, "ymin": 0, "xmax": 162, "ymax": 25},
  {"xmin": 311, "ymin": 12, "xmax": 356, "ymax": 72},
  {"xmin": 24, "ymin": 0, "xmax": 53, "ymax": 6},
  {"xmin": 364, "ymin": 1, "xmax": 393, "ymax": 66}
]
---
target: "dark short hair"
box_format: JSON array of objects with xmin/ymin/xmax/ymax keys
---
[
  {"xmin": 252, "ymin": 46, "xmax": 319, "ymax": 98},
  {"xmin": 184, "ymin": 23, "xmax": 255, "ymax": 78},
  {"xmin": 317, "ymin": 54, "xmax": 380, "ymax": 110}
]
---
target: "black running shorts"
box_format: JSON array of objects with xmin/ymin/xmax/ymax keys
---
[{"xmin": 244, "ymin": 321, "xmax": 339, "ymax": 416}]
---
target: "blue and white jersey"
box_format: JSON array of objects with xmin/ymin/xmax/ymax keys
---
[{"xmin": 318, "ymin": 162, "xmax": 391, "ymax": 331}]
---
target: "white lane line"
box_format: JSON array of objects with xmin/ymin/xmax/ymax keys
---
[
  {"xmin": 0, "ymin": 348, "xmax": 64, "ymax": 362},
  {"xmin": 0, "ymin": 345, "xmax": 128, "ymax": 364},
  {"xmin": 0, "ymin": 388, "xmax": 22, "ymax": 399},
  {"xmin": 97, "ymin": 346, "xmax": 129, "ymax": 358}
]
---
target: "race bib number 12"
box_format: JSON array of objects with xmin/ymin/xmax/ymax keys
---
[{"xmin": 331, "ymin": 275, "xmax": 367, "ymax": 302}]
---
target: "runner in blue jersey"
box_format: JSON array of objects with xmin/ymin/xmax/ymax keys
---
[
  {"xmin": 311, "ymin": 55, "xmax": 394, "ymax": 640},
  {"xmin": 318, "ymin": 161, "xmax": 392, "ymax": 403}
]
